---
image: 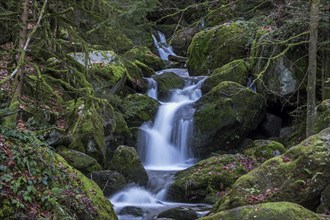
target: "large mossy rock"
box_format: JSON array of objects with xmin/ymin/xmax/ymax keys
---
[
  {"xmin": 167, "ymin": 154, "xmax": 255, "ymax": 203},
  {"xmin": 90, "ymin": 170, "xmax": 127, "ymax": 197},
  {"xmin": 202, "ymin": 202, "xmax": 324, "ymax": 220},
  {"xmin": 193, "ymin": 82, "xmax": 265, "ymax": 157},
  {"xmin": 187, "ymin": 21, "xmax": 256, "ymax": 76},
  {"xmin": 315, "ymin": 99, "xmax": 330, "ymax": 133},
  {"xmin": 122, "ymin": 93, "xmax": 159, "ymax": 127},
  {"xmin": 67, "ymin": 100, "xmax": 106, "ymax": 165},
  {"xmin": 124, "ymin": 46, "xmax": 165, "ymax": 71},
  {"xmin": 241, "ymin": 140, "xmax": 286, "ymax": 164},
  {"xmin": 214, "ymin": 128, "xmax": 330, "ymax": 213},
  {"xmin": 153, "ymin": 72, "xmax": 185, "ymax": 100},
  {"xmin": 57, "ymin": 147, "xmax": 102, "ymax": 175},
  {"xmin": 201, "ymin": 59, "xmax": 249, "ymax": 94},
  {"xmin": 81, "ymin": 50, "xmax": 147, "ymax": 96},
  {"xmin": 108, "ymin": 145, "xmax": 148, "ymax": 185},
  {"xmin": 170, "ymin": 27, "xmax": 198, "ymax": 57}
]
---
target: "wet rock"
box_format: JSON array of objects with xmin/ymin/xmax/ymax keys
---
[
  {"xmin": 260, "ymin": 113, "xmax": 282, "ymax": 137},
  {"xmin": 122, "ymin": 93, "xmax": 159, "ymax": 127},
  {"xmin": 202, "ymin": 202, "xmax": 324, "ymax": 220},
  {"xmin": 118, "ymin": 206, "xmax": 144, "ymax": 217},
  {"xmin": 193, "ymin": 81, "xmax": 266, "ymax": 157},
  {"xmin": 317, "ymin": 184, "xmax": 330, "ymax": 214},
  {"xmin": 157, "ymin": 207, "xmax": 198, "ymax": 220},
  {"xmin": 108, "ymin": 145, "xmax": 149, "ymax": 186},
  {"xmin": 90, "ymin": 170, "xmax": 127, "ymax": 197},
  {"xmin": 153, "ymin": 72, "xmax": 185, "ymax": 100}
]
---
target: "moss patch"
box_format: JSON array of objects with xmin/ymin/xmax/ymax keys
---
[
  {"xmin": 193, "ymin": 81, "xmax": 265, "ymax": 157},
  {"xmin": 214, "ymin": 128, "xmax": 330, "ymax": 213},
  {"xmin": 202, "ymin": 59, "xmax": 249, "ymax": 94},
  {"xmin": 203, "ymin": 202, "xmax": 323, "ymax": 220},
  {"xmin": 187, "ymin": 21, "xmax": 256, "ymax": 76},
  {"xmin": 167, "ymin": 154, "xmax": 255, "ymax": 203}
]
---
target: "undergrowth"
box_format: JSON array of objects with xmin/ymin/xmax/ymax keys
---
[{"xmin": 0, "ymin": 128, "xmax": 97, "ymax": 219}]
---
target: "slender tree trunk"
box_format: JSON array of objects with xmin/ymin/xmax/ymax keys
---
[
  {"xmin": 15, "ymin": 0, "xmax": 29, "ymax": 98},
  {"xmin": 306, "ymin": 0, "xmax": 320, "ymax": 137},
  {"xmin": 322, "ymin": 4, "xmax": 330, "ymax": 100}
]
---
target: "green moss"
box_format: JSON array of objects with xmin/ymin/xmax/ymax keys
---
[
  {"xmin": 242, "ymin": 140, "xmax": 286, "ymax": 163},
  {"xmin": 167, "ymin": 154, "xmax": 255, "ymax": 203},
  {"xmin": 67, "ymin": 101, "xmax": 106, "ymax": 165},
  {"xmin": 57, "ymin": 146, "xmax": 102, "ymax": 175},
  {"xmin": 108, "ymin": 145, "xmax": 148, "ymax": 186},
  {"xmin": 202, "ymin": 59, "xmax": 249, "ymax": 93},
  {"xmin": 215, "ymin": 128, "xmax": 330, "ymax": 212},
  {"xmin": 122, "ymin": 93, "xmax": 159, "ymax": 127},
  {"xmin": 0, "ymin": 128, "xmax": 117, "ymax": 219},
  {"xmin": 193, "ymin": 81, "xmax": 265, "ymax": 156},
  {"xmin": 153, "ymin": 72, "xmax": 185, "ymax": 100},
  {"xmin": 54, "ymin": 154, "xmax": 118, "ymax": 220},
  {"xmin": 203, "ymin": 202, "xmax": 323, "ymax": 220},
  {"xmin": 187, "ymin": 21, "xmax": 256, "ymax": 76},
  {"xmin": 315, "ymin": 99, "xmax": 330, "ymax": 133},
  {"xmin": 124, "ymin": 46, "xmax": 165, "ymax": 71}
]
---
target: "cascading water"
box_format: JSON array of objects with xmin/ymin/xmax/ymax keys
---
[
  {"xmin": 110, "ymin": 69, "xmax": 207, "ymax": 219},
  {"xmin": 110, "ymin": 34, "xmax": 209, "ymax": 220},
  {"xmin": 152, "ymin": 31, "xmax": 176, "ymax": 61}
]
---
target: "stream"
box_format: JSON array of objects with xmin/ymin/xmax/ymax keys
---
[{"xmin": 109, "ymin": 34, "xmax": 210, "ymax": 220}]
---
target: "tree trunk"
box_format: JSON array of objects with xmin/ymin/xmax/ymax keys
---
[
  {"xmin": 306, "ymin": 0, "xmax": 320, "ymax": 137},
  {"xmin": 15, "ymin": 0, "xmax": 29, "ymax": 98}
]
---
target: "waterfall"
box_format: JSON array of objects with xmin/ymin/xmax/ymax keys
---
[
  {"xmin": 145, "ymin": 77, "xmax": 158, "ymax": 100},
  {"xmin": 152, "ymin": 31, "xmax": 176, "ymax": 61},
  {"xmin": 110, "ymin": 69, "xmax": 206, "ymax": 219}
]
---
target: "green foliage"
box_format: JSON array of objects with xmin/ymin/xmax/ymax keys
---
[{"xmin": 0, "ymin": 128, "xmax": 98, "ymax": 219}]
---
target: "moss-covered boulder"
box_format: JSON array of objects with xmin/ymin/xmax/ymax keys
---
[
  {"xmin": 153, "ymin": 72, "xmax": 185, "ymax": 100},
  {"xmin": 124, "ymin": 46, "xmax": 165, "ymax": 71},
  {"xmin": 167, "ymin": 154, "xmax": 255, "ymax": 203},
  {"xmin": 241, "ymin": 140, "xmax": 286, "ymax": 164},
  {"xmin": 0, "ymin": 129, "xmax": 117, "ymax": 220},
  {"xmin": 67, "ymin": 100, "xmax": 106, "ymax": 165},
  {"xmin": 202, "ymin": 202, "xmax": 324, "ymax": 220},
  {"xmin": 90, "ymin": 170, "xmax": 127, "ymax": 197},
  {"xmin": 57, "ymin": 147, "xmax": 102, "ymax": 175},
  {"xmin": 157, "ymin": 206, "xmax": 198, "ymax": 220},
  {"xmin": 122, "ymin": 94, "xmax": 159, "ymax": 127},
  {"xmin": 80, "ymin": 50, "xmax": 147, "ymax": 97},
  {"xmin": 202, "ymin": 59, "xmax": 249, "ymax": 94},
  {"xmin": 170, "ymin": 27, "xmax": 198, "ymax": 57},
  {"xmin": 193, "ymin": 82, "xmax": 265, "ymax": 157},
  {"xmin": 214, "ymin": 128, "xmax": 330, "ymax": 213},
  {"xmin": 315, "ymin": 99, "xmax": 330, "ymax": 133},
  {"xmin": 108, "ymin": 145, "xmax": 148, "ymax": 186},
  {"xmin": 187, "ymin": 21, "xmax": 256, "ymax": 76}
]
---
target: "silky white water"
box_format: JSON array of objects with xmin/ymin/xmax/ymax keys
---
[
  {"xmin": 152, "ymin": 31, "xmax": 176, "ymax": 61},
  {"xmin": 110, "ymin": 69, "xmax": 206, "ymax": 219}
]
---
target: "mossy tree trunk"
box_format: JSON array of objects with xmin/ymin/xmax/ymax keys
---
[{"xmin": 306, "ymin": 0, "xmax": 320, "ymax": 137}]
